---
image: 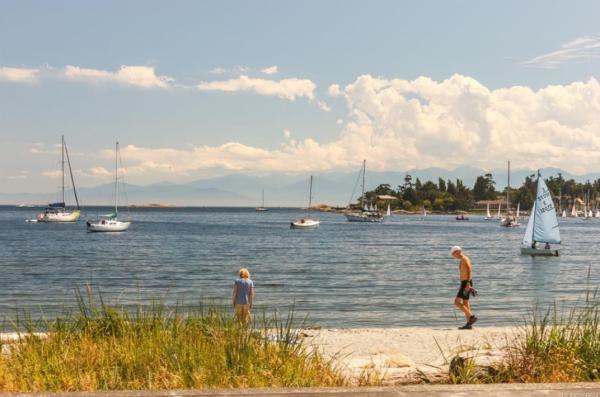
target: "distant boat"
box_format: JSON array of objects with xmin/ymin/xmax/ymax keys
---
[
  {"xmin": 345, "ymin": 160, "xmax": 383, "ymax": 222},
  {"xmin": 456, "ymin": 214, "xmax": 469, "ymax": 221},
  {"xmin": 256, "ymin": 189, "xmax": 268, "ymax": 212},
  {"xmin": 423, "ymin": 208, "xmax": 427, "ymax": 217},
  {"xmin": 36, "ymin": 135, "xmax": 81, "ymax": 223},
  {"xmin": 86, "ymin": 142, "xmax": 131, "ymax": 232},
  {"xmin": 584, "ymin": 192, "xmax": 593, "ymax": 220},
  {"xmin": 521, "ymin": 171, "xmax": 560, "ymax": 256},
  {"xmin": 386, "ymin": 203, "xmax": 391, "ymax": 216},
  {"xmin": 571, "ymin": 203, "xmax": 578, "ymax": 218},
  {"xmin": 496, "ymin": 202, "xmax": 502, "ymax": 219},
  {"xmin": 561, "ymin": 209, "xmax": 567, "ymax": 218},
  {"xmin": 291, "ymin": 176, "xmax": 320, "ymax": 229},
  {"xmin": 484, "ymin": 203, "xmax": 493, "ymax": 220}
]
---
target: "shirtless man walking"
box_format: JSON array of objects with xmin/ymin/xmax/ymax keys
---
[{"xmin": 451, "ymin": 246, "xmax": 478, "ymax": 329}]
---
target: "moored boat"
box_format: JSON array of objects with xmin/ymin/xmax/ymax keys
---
[
  {"xmin": 36, "ymin": 135, "xmax": 81, "ymax": 223},
  {"xmin": 344, "ymin": 160, "xmax": 383, "ymax": 223},
  {"xmin": 87, "ymin": 141, "xmax": 131, "ymax": 233},
  {"xmin": 291, "ymin": 175, "xmax": 320, "ymax": 229}
]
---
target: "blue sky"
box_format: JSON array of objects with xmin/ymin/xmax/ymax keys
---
[{"xmin": 2, "ymin": 1, "xmax": 600, "ymax": 193}]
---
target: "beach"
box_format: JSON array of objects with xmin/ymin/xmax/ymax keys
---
[{"xmin": 300, "ymin": 327, "xmax": 518, "ymax": 384}]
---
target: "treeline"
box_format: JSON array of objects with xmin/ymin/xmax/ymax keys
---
[{"xmin": 362, "ymin": 173, "xmax": 600, "ymax": 212}]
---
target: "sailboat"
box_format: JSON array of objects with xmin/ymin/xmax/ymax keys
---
[
  {"xmin": 86, "ymin": 142, "xmax": 131, "ymax": 232},
  {"xmin": 423, "ymin": 207, "xmax": 427, "ymax": 217},
  {"xmin": 484, "ymin": 203, "xmax": 493, "ymax": 220},
  {"xmin": 345, "ymin": 160, "xmax": 383, "ymax": 222},
  {"xmin": 500, "ymin": 160, "xmax": 520, "ymax": 227},
  {"xmin": 561, "ymin": 209, "xmax": 567, "ymax": 218},
  {"xmin": 36, "ymin": 135, "xmax": 81, "ymax": 222},
  {"xmin": 291, "ymin": 176, "xmax": 320, "ymax": 229},
  {"xmin": 386, "ymin": 203, "xmax": 391, "ymax": 216},
  {"xmin": 255, "ymin": 189, "xmax": 268, "ymax": 212},
  {"xmin": 571, "ymin": 203, "xmax": 578, "ymax": 217},
  {"xmin": 520, "ymin": 171, "xmax": 560, "ymax": 256},
  {"xmin": 496, "ymin": 202, "xmax": 502, "ymax": 219}
]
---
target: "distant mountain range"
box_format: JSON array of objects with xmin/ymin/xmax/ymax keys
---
[{"xmin": 4, "ymin": 166, "xmax": 600, "ymax": 207}]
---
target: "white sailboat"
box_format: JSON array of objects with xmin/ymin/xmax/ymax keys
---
[
  {"xmin": 86, "ymin": 142, "xmax": 131, "ymax": 232},
  {"xmin": 583, "ymin": 193, "xmax": 592, "ymax": 220},
  {"xmin": 36, "ymin": 135, "xmax": 81, "ymax": 223},
  {"xmin": 386, "ymin": 203, "xmax": 391, "ymax": 216},
  {"xmin": 496, "ymin": 202, "xmax": 502, "ymax": 219},
  {"xmin": 484, "ymin": 203, "xmax": 493, "ymax": 220},
  {"xmin": 345, "ymin": 160, "xmax": 383, "ymax": 222},
  {"xmin": 423, "ymin": 207, "xmax": 427, "ymax": 217},
  {"xmin": 571, "ymin": 203, "xmax": 578, "ymax": 218},
  {"xmin": 561, "ymin": 209, "xmax": 567, "ymax": 218},
  {"xmin": 291, "ymin": 176, "xmax": 320, "ymax": 229},
  {"xmin": 255, "ymin": 189, "xmax": 268, "ymax": 212},
  {"xmin": 521, "ymin": 171, "xmax": 560, "ymax": 256}
]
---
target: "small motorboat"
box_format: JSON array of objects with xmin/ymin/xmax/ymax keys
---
[{"xmin": 455, "ymin": 215, "xmax": 469, "ymax": 221}]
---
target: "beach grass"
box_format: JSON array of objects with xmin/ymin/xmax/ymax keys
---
[
  {"xmin": 0, "ymin": 290, "xmax": 344, "ymax": 392},
  {"xmin": 495, "ymin": 293, "xmax": 600, "ymax": 383}
]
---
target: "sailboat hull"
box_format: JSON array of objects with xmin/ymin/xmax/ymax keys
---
[
  {"xmin": 39, "ymin": 210, "xmax": 80, "ymax": 223},
  {"xmin": 290, "ymin": 219, "xmax": 320, "ymax": 229},
  {"xmin": 86, "ymin": 220, "xmax": 130, "ymax": 232},
  {"xmin": 520, "ymin": 247, "xmax": 559, "ymax": 256}
]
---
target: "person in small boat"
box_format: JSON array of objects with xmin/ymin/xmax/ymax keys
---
[
  {"xmin": 451, "ymin": 246, "xmax": 478, "ymax": 330},
  {"xmin": 544, "ymin": 242, "xmax": 550, "ymax": 250},
  {"xmin": 232, "ymin": 268, "xmax": 254, "ymax": 325},
  {"xmin": 531, "ymin": 240, "xmax": 537, "ymax": 249}
]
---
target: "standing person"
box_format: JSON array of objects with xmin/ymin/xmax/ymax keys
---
[
  {"xmin": 450, "ymin": 246, "xmax": 478, "ymax": 330},
  {"xmin": 232, "ymin": 268, "xmax": 254, "ymax": 324}
]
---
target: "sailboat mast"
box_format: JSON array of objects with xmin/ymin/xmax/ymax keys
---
[
  {"xmin": 262, "ymin": 189, "xmax": 265, "ymax": 208},
  {"xmin": 308, "ymin": 176, "xmax": 313, "ymax": 215},
  {"xmin": 506, "ymin": 160, "xmax": 510, "ymax": 211},
  {"xmin": 115, "ymin": 142, "xmax": 119, "ymax": 215},
  {"xmin": 361, "ymin": 159, "xmax": 366, "ymax": 209},
  {"xmin": 61, "ymin": 135, "xmax": 65, "ymax": 204},
  {"xmin": 63, "ymin": 137, "xmax": 80, "ymax": 209}
]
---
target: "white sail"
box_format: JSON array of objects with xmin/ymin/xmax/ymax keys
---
[
  {"xmin": 572, "ymin": 204, "xmax": 577, "ymax": 217},
  {"xmin": 386, "ymin": 203, "xmax": 391, "ymax": 216},
  {"xmin": 522, "ymin": 201, "xmax": 535, "ymax": 247},
  {"xmin": 530, "ymin": 174, "xmax": 561, "ymax": 244},
  {"xmin": 516, "ymin": 202, "xmax": 520, "ymax": 218},
  {"xmin": 497, "ymin": 202, "xmax": 501, "ymax": 218},
  {"xmin": 562, "ymin": 210, "xmax": 567, "ymax": 218},
  {"xmin": 486, "ymin": 203, "xmax": 491, "ymax": 218},
  {"xmin": 423, "ymin": 208, "xmax": 427, "ymax": 217},
  {"xmin": 374, "ymin": 203, "xmax": 378, "ymax": 211},
  {"xmin": 596, "ymin": 210, "xmax": 600, "ymax": 218}
]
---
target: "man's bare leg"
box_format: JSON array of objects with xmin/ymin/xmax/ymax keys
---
[{"xmin": 454, "ymin": 297, "xmax": 471, "ymax": 320}]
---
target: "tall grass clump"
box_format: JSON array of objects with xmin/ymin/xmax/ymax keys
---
[
  {"xmin": 0, "ymin": 291, "xmax": 344, "ymax": 392},
  {"xmin": 497, "ymin": 289, "xmax": 600, "ymax": 383}
]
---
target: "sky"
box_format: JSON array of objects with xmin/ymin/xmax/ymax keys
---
[{"xmin": 2, "ymin": 0, "xmax": 600, "ymax": 194}]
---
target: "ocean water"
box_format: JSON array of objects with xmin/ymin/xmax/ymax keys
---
[{"xmin": 0, "ymin": 206, "xmax": 598, "ymax": 328}]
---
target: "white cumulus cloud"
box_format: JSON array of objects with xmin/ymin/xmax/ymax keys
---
[
  {"xmin": 98, "ymin": 74, "xmax": 600, "ymax": 178},
  {"xmin": 197, "ymin": 75, "xmax": 316, "ymax": 101},
  {"xmin": 261, "ymin": 65, "xmax": 278, "ymax": 75},
  {"xmin": 0, "ymin": 67, "xmax": 40, "ymax": 83},
  {"xmin": 64, "ymin": 65, "xmax": 174, "ymax": 88}
]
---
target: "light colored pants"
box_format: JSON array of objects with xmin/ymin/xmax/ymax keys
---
[{"xmin": 235, "ymin": 304, "xmax": 251, "ymax": 324}]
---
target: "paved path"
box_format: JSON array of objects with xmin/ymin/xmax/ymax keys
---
[{"xmin": 9, "ymin": 383, "xmax": 600, "ymax": 397}]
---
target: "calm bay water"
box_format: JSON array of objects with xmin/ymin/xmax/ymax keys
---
[{"xmin": 0, "ymin": 206, "xmax": 598, "ymax": 328}]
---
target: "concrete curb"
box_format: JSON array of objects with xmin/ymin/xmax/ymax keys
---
[{"xmin": 3, "ymin": 383, "xmax": 600, "ymax": 397}]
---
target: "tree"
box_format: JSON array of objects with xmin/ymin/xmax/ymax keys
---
[{"xmin": 472, "ymin": 173, "xmax": 497, "ymax": 201}]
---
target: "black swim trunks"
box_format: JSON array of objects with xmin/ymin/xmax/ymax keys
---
[{"xmin": 457, "ymin": 280, "xmax": 473, "ymax": 300}]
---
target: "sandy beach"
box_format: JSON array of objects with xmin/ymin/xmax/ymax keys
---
[{"xmin": 300, "ymin": 327, "xmax": 520, "ymax": 384}]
